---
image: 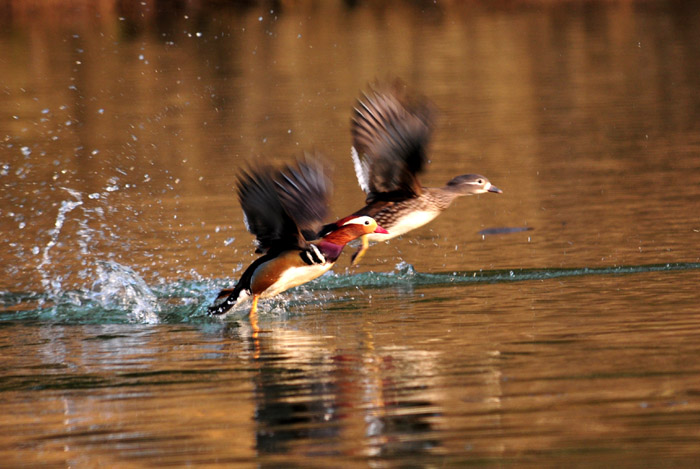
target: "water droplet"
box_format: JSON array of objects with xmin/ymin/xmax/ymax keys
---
[{"xmin": 21, "ymin": 146, "xmax": 31, "ymax": 156}]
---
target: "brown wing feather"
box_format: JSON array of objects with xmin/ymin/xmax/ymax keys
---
[
  {"xmin": 275, "ymin": 155, "xmax": 332, "ymax": 241},
  {"xmin": 351, "ymin": 81, "xmax": 435, "ymax": 203},
  {"xmin": 238, "ymin": 166, "xmax": 304, "ymax": 253},
  {"xmin": 238, "ymin": 156, "xmax": 332, "ymax": 252}
]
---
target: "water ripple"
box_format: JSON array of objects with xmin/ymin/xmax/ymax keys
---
[
  {"xmin": 314, "ymin": 261, "xmax": 700, "ymax": 290},
  {"xmin": 2, "ymin": 261, "xmax": 699, "ymax": 324}
]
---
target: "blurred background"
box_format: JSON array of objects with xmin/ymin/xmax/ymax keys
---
[{"xmin": 2, "ymin": 0, "xmax": 698, "ymax": 296}]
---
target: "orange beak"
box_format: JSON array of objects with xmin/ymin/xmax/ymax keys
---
[{"xmin": 374, "ymin": 225, "xmax": 389, "ymax": 234}]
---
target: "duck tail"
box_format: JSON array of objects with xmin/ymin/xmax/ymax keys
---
[{"xmin": 208, "ymin": 282, "xmax": 249, "ymax": 316}]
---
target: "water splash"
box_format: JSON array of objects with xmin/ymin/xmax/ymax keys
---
[
  {"xmin": 3, "ymin": 261, "xmax": 700, "ymax": 325},
  {"xmin": 90, "ymin": 261, "xmax": 160, "ymax": 324},
  {"xmin": 36, "ymin": 188, "xmax": 83, "ymax": 297},
  {"xmin": 28, "ymin": 184, "xmax": 165, "ymax": 323}
]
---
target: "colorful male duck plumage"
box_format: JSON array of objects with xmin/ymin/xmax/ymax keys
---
[
  {"xmin": 338, "ymin": 82, "xmax": 502, "ymax": 265},
  {"xmin": 209, "ymin": 156, "xmax": 387, "ymax": 317}
]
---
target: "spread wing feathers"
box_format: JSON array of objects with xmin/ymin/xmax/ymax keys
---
[
  {"xmin": 275, "ymin": 156, "xmax": 332, "ymax": 241},
  {"xmin": 237, "ymin": 157, "xmax": 332, "ymax": 253},
  {"xmin": 351, "ymin": 82, "xmax": 435, "ymax": 203},
  {"xmin": 237, "ymin": 166, "xmax": 305, "ymax": 253}
]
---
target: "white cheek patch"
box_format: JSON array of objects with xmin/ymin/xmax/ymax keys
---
[{"xmin": 343, "ymin": 215, "xmax": 374, "ymax": 227}]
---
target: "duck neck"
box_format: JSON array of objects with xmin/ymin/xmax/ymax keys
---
[
  {"xmin": 427, "ymin": 187, "xmax": 461, "ymax": 210},
  {"xmin": 316, "ymin": 240, "xmax": 346, "ymax": 263}
]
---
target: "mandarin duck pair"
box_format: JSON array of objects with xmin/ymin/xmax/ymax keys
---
[{"xmin": 209, "ymin": 82, "xmax": 501, "ymax": 318}]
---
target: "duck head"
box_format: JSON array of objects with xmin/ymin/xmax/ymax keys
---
[
  {"xmin": 446, "ymin": 174, "xmax": 502, "ymax": 195},
  {"xmin": 321, "ymin": 215, "xmax": 388, "ymax": 245}
]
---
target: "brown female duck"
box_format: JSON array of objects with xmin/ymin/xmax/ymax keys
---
[{"xmin": 336, "ymin": 82, "xmax": 502, "ymax": 265}]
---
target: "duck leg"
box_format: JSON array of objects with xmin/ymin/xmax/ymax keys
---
[
  {"xmin": 350, "ymin": 235, "xmax": 370, "ymax": 266},
  {"xmin": 249, "ymin": 295, "xmax": 260, "ymax": 321},
  {"xmin": 249, "ymin": 295, "xmax": 260, "ymax": 357}
]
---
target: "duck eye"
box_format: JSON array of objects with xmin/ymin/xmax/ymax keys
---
[
  {"xmin": 477, "ymin": 179, "xmax": 483, "ymax": 184},
  {"xmin": 364, "ymin": 220, "xmax": 370, "ymax": 225}
]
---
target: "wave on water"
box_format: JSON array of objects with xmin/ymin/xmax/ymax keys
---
[
  {"xmin": 313, "ymin": 261, "xmax": 700, "ymax": 290},
  {"xmin": 2, "ymin": 260, "xmax": 699, "ymax": 325}
]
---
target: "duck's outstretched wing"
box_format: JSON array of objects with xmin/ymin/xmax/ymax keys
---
[
  {"xmin": 275, "ymin": 155, "xmax": 332, "ymax": 241},
  {"xmin": 238, "ymin": 156, "xmax": 332, "ymax": 252},
  {"xmin": 238, "ymin": 166, "xmax": 304, "ymax": 253},
  {"xmin": 351, "ymin": 81, "xmax": 435, "ymax": 203}
]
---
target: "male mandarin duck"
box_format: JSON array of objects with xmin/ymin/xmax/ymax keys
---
[
  {"xmin": 208, "ymin": 156, "xmax": 388, "ymax": 317},
  {"xmin": 337, "ymin": 81, "xmax": 502, "ymax": 265}
]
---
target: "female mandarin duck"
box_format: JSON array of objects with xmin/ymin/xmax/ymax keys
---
[
  {"xmin": 338, "ymin": 82, "xmax": 502, "ymax": 265},
  {"xmin": 208, "ymin": 156, "xmax": 388, "ymax": 317}
]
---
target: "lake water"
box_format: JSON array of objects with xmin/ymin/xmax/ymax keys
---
[{"xmin": 2, "ymin": 1, "xmax": 700, "ymax": 466}]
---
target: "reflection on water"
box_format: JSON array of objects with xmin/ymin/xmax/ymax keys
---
[
  {"xmin": 249, "ymin": 327, "xmax": 445, "ymax": 459},
  {"xmin": 0, "ymin": 321, "xmax": 450, "ymax": 465},
  {"xmin": 4, "ymin": 269, "xmax": 700, "ymax": 466},
  {"xmin": 2, "ymin": 0, "xmax": 700, "ymax": 466}
]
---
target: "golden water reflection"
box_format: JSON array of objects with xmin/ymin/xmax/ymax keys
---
[{"xmin": 4, "ymin": 268, "xmax": 700, "ymax": 465}]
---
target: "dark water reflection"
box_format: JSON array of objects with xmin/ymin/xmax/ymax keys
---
[{"xmin": 2, "ymin": 0, "xmax": 700, "ymax": 466}]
